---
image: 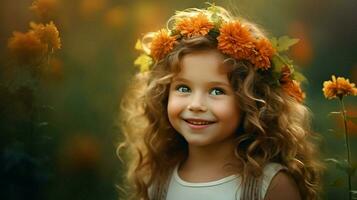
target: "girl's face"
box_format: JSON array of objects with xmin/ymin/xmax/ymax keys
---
[{"xmin": 167, "ymin": 50, "xmax": 241, "ymax": 148}]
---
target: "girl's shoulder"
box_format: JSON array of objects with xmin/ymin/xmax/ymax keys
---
[
  {"xmin": 262, "ymin": 163, "xmax": 301, "ymax": 200},
  {"xmin": 261, "ymin": 162, "xmax": 287, "ymax": 196}
]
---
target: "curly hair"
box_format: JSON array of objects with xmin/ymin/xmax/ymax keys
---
[{"xmin": 118, "ymin": 6, "xmax": 323, "ymax": 200}]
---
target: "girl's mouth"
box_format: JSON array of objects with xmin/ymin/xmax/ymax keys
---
[
  {"xmin": 183, "ymin": 119, "xmax": 216, "ymax": 129},
  {"xmin": 184, "ymin": 120, "xmax": 214, "ymax": 125}
]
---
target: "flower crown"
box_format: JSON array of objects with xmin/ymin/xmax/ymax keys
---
[{"xmin": 134, "ymin": 4, "xmax": 307, "ymax": 102}]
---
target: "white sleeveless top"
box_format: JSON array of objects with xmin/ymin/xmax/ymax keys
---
[{"xmin": 165, "ymin": 163, "xmax": 285, "ymax": 200}]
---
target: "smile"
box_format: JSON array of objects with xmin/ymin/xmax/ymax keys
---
[
  {"xmin": 185, "ymin": 120, "xmax": 214, "ymax": 125},
  {"xmin": 183, "ymin": 118, "xmax": 216, "ymax": 130}
]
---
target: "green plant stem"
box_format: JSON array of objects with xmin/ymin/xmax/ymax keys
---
[{"xmin": 339, "ymin": 98, "xmax": 352, "ymax": 200}]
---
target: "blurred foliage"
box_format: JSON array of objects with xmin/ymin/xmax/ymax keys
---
[{"xmin": 0, "ymin": 0, "xmax": 356, "ymax": 200}]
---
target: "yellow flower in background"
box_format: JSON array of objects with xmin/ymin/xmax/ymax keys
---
[
  {"xmin": 323, "ymin": 75, "xmax": 357, "ymax": 99},
  {"xmin": 30, "ymin": 21, "xmax": 61, "ymax": 52},
  {"xmin": 7, "ymin": 31, "xmax": 47, "ymax": 66},
  {"xmin": 30, "ymin": 0, "xmax": 59, "ymax": 20}
]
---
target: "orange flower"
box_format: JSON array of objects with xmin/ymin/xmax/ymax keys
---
[
  {"xmin": 150, "ymin": 29, "xmax": 176, "ymax": 61},
  {"xmin": 282, "ymin": 80, "xmax": 306, "ymax": 103},
  {"xmin": 323, "ymin": 75, "xmax": 357, "ymax": 99},
  {"xmin": 175, "ymin": 13, "xmax": 214, "ymax": 38},
  {"xmin": 7, "ymin": 31, "xmax": 47, "ymax": 66},
  {"xmin": 279, "ymin": 65, "xmax": 291, "ymax": 84},
  {"xmin": 30, "ymin": 21, "xmax": 61, "ymax": 52},
  {"xmin": 217, "ymin": 21, "xmax": 255, "ymax": 61},
  {"xmin": 30, "ymin": 0, "xmax": 58, "ymax": 20},
  {"xmin": 250, "ymin": 38, "xmax": 275, "ymax": 70}
]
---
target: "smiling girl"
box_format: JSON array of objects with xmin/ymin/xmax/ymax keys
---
[{"xmin": 119, "ymin": 4, "xmax": 323, "ymax": 200}]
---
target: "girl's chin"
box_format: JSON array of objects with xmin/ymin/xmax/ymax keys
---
[{"xmin": 183, "ymin": 137, "xmax": 212, "ymax": 148}]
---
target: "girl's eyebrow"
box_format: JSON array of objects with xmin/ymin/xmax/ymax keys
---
[
  {"xmin": 172, "ymin": 77, "xmax": 189, "ymax": 83},
  {"xmin": 208, "ymin": 81, "xmax": 231, "ymax": 87},
  {"xmin": 172, "ymin": 77, "xmax": 231, "ymax": 87}
]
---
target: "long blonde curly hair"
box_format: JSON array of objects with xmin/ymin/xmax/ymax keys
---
[{"xmin": 118, "ymin": 5, "xmax": 323, "ymax": 200}]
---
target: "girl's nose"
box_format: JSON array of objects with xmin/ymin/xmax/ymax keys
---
[{"xmin": 187, "ymin": 93, "xmax": 207, "ymax": 112}]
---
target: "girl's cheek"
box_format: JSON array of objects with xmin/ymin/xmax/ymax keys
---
[
  {"xmin": 167, "ymin": 95, "xmax": 185, "ymax": 116},
  {"xmin": 212, "ymin": 99, "xmax": 240, "ymax": 119}
]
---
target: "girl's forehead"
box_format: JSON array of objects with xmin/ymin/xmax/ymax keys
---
[
  {"xmin": 181, "ymin": 49, "xmax": 223, "ymax": 62},
  {"xmin": 179, "ymin": 50, "xmax": 232, "ymax": 73},
  {"xmin": 172, "ymin": 51, "xmax": 232, "ymax": 83}
]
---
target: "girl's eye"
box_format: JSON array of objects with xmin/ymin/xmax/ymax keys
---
[
  {"xmin": 176, "ymin": 85, "xmax": 191, "ymax": 93},
  {"xmin": 210, "ymin": 88, "xmax": 225, "ymax": 95}
]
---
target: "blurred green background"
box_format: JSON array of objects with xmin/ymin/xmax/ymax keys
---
[{"xmin": 0, "ymin": 0, "xmax": 356, "ymax": 199}]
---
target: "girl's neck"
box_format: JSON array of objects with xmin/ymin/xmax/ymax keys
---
[{"xmin": 179, "ymin": 139, "xmax": 241, "ymax": 182}]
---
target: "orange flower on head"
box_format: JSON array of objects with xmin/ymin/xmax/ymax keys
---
[
  {"xmin": 323, "ymin": 75, "xmax": 357, "ymax": 99},
  {"xmin": 279, "ymin": 66, "xmax": 306, "ymax": 103},
  {"xmin": 30, "ymin": 21, "xmax": 61, "ymax": 52},
  {"xmin": 279, "ymin": 65, "xmax": 291, "ymax": 84},
  {"xmin": 250, "ymin": 38, "xmax": 275, "ymax": 70},
  {"xmin": 282, "ymin": 80, "xmax": 306, "ymax": 103},
  {"xmin": 217, "ymin": 21, "xmax": 255, "ymax": 60},
  {"xmin": 150, "ymin": 29, "xmax": 176, "ymax": 61},
  {"xmin": 175, "ymin": 13, "xmax": 214, "ymax": 38}
]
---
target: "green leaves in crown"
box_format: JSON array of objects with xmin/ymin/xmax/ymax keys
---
[{"xmin": 270, "ymin": 36, "xmax": 307, "ymax": 86}]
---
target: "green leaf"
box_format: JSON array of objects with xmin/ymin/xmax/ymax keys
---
[
  {"xmin": 270, "ymin": 36, "xmax": 299, "ymax": 52},
  {"xmin": 207, "ymin": 3, "xmax": 223, "ymax": 28},
  {"xmin": 279, "ymin": 54, "xmax": 294, "ymax": 64},
  {"xmin": 211, "ymin": 14, "xmax": 223, "ymax": 28},
  {"xmin": 271, "ymin": 54, "xmax": 305, "ymax": 84},
  {"xmin": 134, "ymin": 39, "xmax": 142, "ymax": 50},
  {"xmin": 134, "ymin": 54, "xmax": 153, "ymax": 73},
  {"xmin": 208, "ymin": 28, "xmax": 220, "ymax": 38},
  {"xmin": 271, "ymin": 54, "xmax": 296, "ymax": 75},
  {"xmin": 271, "ymin": 55, "xmax": 286, "ymax": 72},
  {"xmin": 207, "ymin": 2, "xmax": 219, "ymax": 13},
  {"xmin": 292, "ymin": 71, "xmax": 307, "ymax": 83},
  {"xmin": 270, "ymin": 37, "xmax": 278, "ymax": 49}
]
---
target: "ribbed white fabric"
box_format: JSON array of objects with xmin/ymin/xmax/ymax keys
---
[{"xmin": 165, "ymin": 162, "xmax": 284, "ymax": 200}]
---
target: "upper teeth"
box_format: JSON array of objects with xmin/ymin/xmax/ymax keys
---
[{"xmin": 187, "ymin": 120, "xmax": 211, "ymax": 125}]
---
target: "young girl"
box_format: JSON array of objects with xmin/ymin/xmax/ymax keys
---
[{"xmin": 119, "ymin": 4, "xmax": 323, "ymax": 200}]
